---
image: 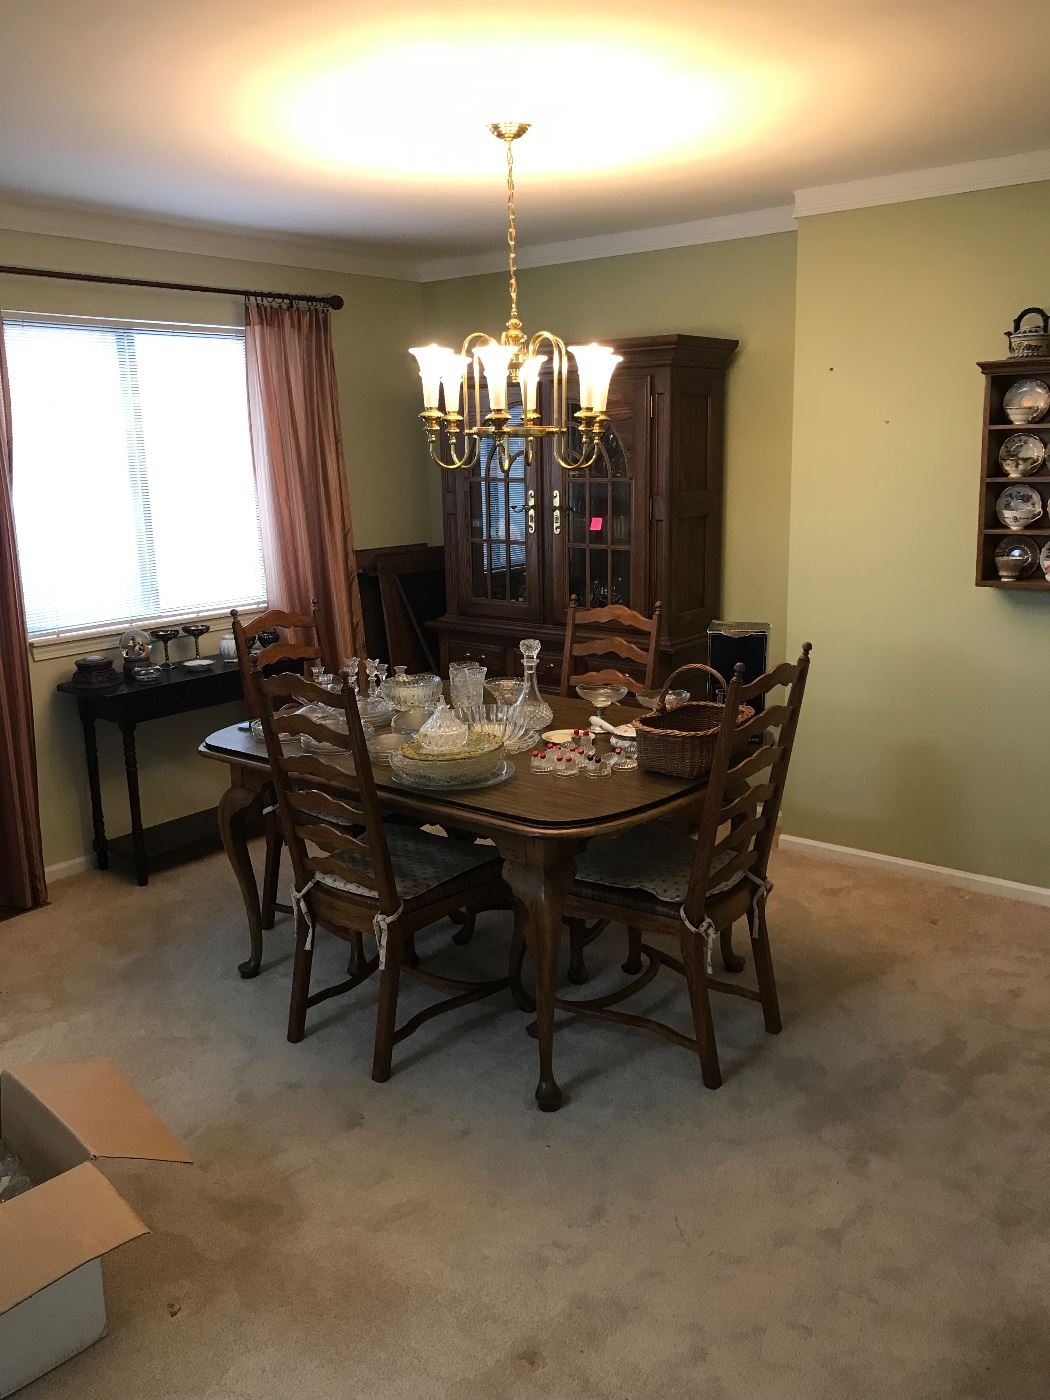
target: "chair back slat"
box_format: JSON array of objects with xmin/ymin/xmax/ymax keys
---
[
  {"xmin": 720, "ymin": 781, "xmax": 776, "ymax": 825},
  {"xmin": 682, "ymin": 644, "xmax": 812, "ymax": 921},
  {"xmin": 254, "ymin": 642, "xmax": 322, "ymax": 671},
  {"xmin": 275, "ymin": 711, "xmax": 352, "ymax": 751},
  {"xmin": 253, "ymin": 668, "xmax": 400, "ymax": 916},
  {"xmin": 265, "ymin": 672, "xmax": 344, "ymax": 708},
  {"xmin": 286, "ymin": 790, "xmax": 364, "ymax": 829},
  {"xmin": 725, "ymin": 742, "xmax": 784, "ymax": 785},
  {"xmin": 560, "ymin": 597, "xmax": 663, "ymax": 696}
]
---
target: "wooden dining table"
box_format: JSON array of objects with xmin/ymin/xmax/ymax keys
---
[{"xmin": 199, "ymin": 697, "xmax": 708, "ymax": 1111}]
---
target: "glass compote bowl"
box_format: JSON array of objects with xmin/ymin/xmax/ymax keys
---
[
  {"xmin": 636, "ymin": 687, "xmax": 691, "ymax": 711},
  {"xmin": 485, "ymin": 676, "xmax": 527, "ymax": 707},
  {"xmin": 382, "ymin": 671, "xmax": 443, "ymax": 712},
  {"xmin": 454, "ymin": 702, "xmax": 536, "ymax": 754},
  {"xmin": 576, "ymin": 682, "xmax": 629, "ymax": 734}
]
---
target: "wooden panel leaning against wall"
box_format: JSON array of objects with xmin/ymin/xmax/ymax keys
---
[{"xmin": 430, "ymin": 334, "xmax": 738, "ymax": 689}]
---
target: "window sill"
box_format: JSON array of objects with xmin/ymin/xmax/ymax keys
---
[{"xmin": 28, "ymin": 604, "xmax": 267, "ymax": 663}]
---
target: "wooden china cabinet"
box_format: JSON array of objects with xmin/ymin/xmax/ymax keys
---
[{"xmin": 432, "ymin": 333, "xmax": 738, "ymax": 688}]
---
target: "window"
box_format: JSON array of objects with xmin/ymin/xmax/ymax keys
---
[{"xmin": 5, "ymin": 315, "xmax": 267, "ymax": 638}]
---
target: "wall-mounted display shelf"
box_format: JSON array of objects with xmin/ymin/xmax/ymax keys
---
[{"xmin": 976, "ymin": 356, "xmax": 1050, "ymax": 589}]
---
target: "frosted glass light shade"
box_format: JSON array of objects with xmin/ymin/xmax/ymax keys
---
[
  {"xmin": 410, "ymin": 344, "xmax": 453, "ymax": 410},
  {"xmin": 474, "ymin": 341, "xmax": 516, "ymax": 412},
  {"xmin": 568, "ymin": 343, "xmax": 619, "ymax": 411},
  {"xmin": 518, "ymin": 354, "xmax": 547, "ymax": 416},
  {"xmin": 440, "ymin": 352, "xmax": 469, "ymax": 414}
]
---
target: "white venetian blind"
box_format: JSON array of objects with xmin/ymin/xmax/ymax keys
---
[{"xmin": 5, "ymin": 315, "xmax": 267, "ymax": 638}]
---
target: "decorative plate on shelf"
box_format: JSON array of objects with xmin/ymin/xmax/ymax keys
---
[
  {"xmin": 1040, "ymin": 542, "xmax": 1050, "ymax": 580},
  {"xmin": 994, "ymin": 536, "xmax": 1039, "ymax": 577},
  {"xmin": 996, "ymin": 483, "xmax": 1043, "ymax": 530},
  {"xmin": 1003, "ymin": 379, "xmax": 1050, "ymax": 425},
  {"xmin": 999, "ymin": 433, "xmax": 1045, "ymax": 477}
]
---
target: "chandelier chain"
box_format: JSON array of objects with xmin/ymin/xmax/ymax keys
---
[{"xmin": 505, "ymin": 136, "xmax": 519, "ymax": 331}]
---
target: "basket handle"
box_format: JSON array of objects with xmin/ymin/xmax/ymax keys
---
[
  {"xmin": 653, "ymin": 663, "xmax": 727, "ymax": 714},
  {"xmin": 1011, "ymin": 306, "xmax": 1050, "ymax": 335}
]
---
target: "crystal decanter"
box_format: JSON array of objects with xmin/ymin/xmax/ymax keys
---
[{"xmin": 518, "ymin": 639, "xmax": 553, "ymax": 731}]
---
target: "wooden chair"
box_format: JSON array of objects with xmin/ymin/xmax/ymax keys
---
[
  {"xmin": 231, "ymin": 603, "xmax": 340, "ymax": 945},
  {"xmin": 555, "ymin": 644, "xmax": 813, "ymax": 1091},
  {"xmin": 559, "ymin": 597, "xmax": 663, "ymax": 697},
  {"xmin": 253, "ymin": 668, "xmax": 516, "ymax": 1080}
]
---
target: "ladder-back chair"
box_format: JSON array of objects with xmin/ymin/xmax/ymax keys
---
[
  {"xmin": 559, "ymin": 597, "xmax": 663, "ymax": 697},
  {"xmin": 230, "ymin": 602, "xmax": 339, "ymax": 962},
  {"xmin": 253, "ymin": 669, "xmax": 514, "ymax": 1082},
  {"xmin": 557, "ymin": 644, "xmax": 813, "ymax": 1092}
]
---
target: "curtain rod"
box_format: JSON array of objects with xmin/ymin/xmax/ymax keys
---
[{"xmin": 0, "ymin": 263, "xmax": 344, "ymax": 310}]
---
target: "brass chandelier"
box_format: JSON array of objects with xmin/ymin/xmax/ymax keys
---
[{"xmin": 409, "ymin": 122, "xmax": 620, "ymax": 473}]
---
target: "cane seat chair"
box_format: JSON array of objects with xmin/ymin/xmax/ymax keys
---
[
  {"xmin": 253, "ymin": 668, "xmax": 514, "ymax": 1082},
  {"xmin": 559, "ymin": 597, "xmax": 663, "ymax": 697},
  {"xmin": 557, "ymin": 644, "xmax": 813, "ymax": 1091}
]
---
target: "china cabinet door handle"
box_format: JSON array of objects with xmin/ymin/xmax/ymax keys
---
[
  {"xmin": 553, "ymin": 489, "xmax": 561, "ymax": 536},
  {"xmin": 527, "ymin": 489, "xmax": 535, "ymax": 535}
]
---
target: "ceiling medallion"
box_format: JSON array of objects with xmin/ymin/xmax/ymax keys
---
[{"xmin": 409, "ymin": 123, "xmax": 620, "ymax": 473}]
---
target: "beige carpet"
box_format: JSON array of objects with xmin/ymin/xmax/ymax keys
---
[{"xmin": 2, "ymin": 845, "xmax": 1047, "ymax": 1399}]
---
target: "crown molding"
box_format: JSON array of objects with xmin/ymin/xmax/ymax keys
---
[
  {"xmin": 418, "ymin": 205, "xmax": 798, "ymax": 282},
  {"xmin": 0, "ymin": 198, "xmax": 421, "ymax": 283},
  {"xmin": 794, "ymin": 147, "xmax": 1050, "ymax": 219}
]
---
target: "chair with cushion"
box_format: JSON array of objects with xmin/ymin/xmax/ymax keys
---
[
  {"xmin": 253, "ymin": 667, "xmax": 515, "ymax": 1082},
  {"xmin": 231, "ymin": 602, "xmax": 339, "ymax": 952},
  {"xmin": 555, "ymin": 644, "xmax": 812, "ymax": 1091},
  {"xmin": 559, "ymin": 596, "xmax": 663, "ymax": 697}
]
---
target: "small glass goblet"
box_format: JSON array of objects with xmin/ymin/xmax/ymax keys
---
[{"xmin": 575, "ymin": 682, "xmax": 629, "ymax": 737}]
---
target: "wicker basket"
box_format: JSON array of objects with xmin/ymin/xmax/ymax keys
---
[{"xmin": 634, "ymin": 664, "xmax": 754, "ymax": 779}]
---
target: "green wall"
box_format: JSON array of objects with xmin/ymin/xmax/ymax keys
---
[
  {"xmin": 422, "ymin": 233, "xmax": 799, "ymax": 650},
  {"xmin": 0, "ymin": 227, "xmax": 426, "ymax": 871},
  {"xmin": 785, "ymin": 182, "xmax": 1050, "ymax": 886}
]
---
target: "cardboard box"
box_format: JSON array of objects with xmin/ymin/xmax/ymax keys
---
[{"xmin": 0, "ymin": 1059, "xmax": 191, "ymax": 1397}]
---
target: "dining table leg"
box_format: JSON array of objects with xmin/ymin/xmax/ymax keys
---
[
  {"xmin": 217, "ymin": 768, "xmax": 266, "ymax": 979},
  {"xmin": 501, "ymin": 837, "xmax": 578, "ymax": 1112}
]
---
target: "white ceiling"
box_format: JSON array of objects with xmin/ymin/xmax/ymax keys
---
[{"xmin": 4, "ymin": 0, "xmax": 1050, "ymax": 267}]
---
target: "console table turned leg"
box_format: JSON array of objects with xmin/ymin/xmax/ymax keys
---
[
  {"xmin": 80, "ymin": 708, "xmax": 109, "ymax": 871},
  {"xmin": 119, "ymin": 719, "xmax": 148, "ymax": 886}
]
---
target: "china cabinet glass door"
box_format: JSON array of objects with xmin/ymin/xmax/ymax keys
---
[
  {"xmin": 544, "ymin": 372, "xmax": 650, "ymax": 621},
  {"xmin": 457, "ymin": 400, "xmax": 542, "ymax": 620}
]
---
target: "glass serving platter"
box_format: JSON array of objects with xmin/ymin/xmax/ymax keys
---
[{"xmin": 387, "ymin": 760, "xmax": 516, "ymax": 793}]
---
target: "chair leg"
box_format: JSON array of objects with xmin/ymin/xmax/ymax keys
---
[
  {"xmin": 371, "ymin": 928, "xmax": 404, "ymax": 1083},
  {"xmin": 261, "ymin": 807, "xmax": 282, "ymax": 931},
  {"xmin": 567, "ymin": 917, "xmax": 590, "ymax": 985},
  {"xmin": 679, "ymin": 926, "xmax": 722, "ymax": 1090},
  {"xmin": 622, "ymin": 925, "xmax": 643, "ymax": 975},
  {"xmin": 720, "ymin": 924, "xmax": 746, "ymax": 974},
  {"xmin": 748, "ymin": 903, "xmax": 782, "ymax": 1035},
  {"xmin": 287, "ymin": 911, "xmax": 315, "ymax": 1044},
  {"xmin": 346, "ymin": 932, "xmax": 367, "ymax": 978},
  {"xmin": 509, "ymin": 904, "xmax": 534, "ymax": 1012},
  {"xmin": 451, "ymin": 908, "xmax": 476, "ymax": 946}
]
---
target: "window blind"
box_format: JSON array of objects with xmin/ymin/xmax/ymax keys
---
[{"xmin": 5, "ymin": 315, "xmax": 267, "ymax": 638}]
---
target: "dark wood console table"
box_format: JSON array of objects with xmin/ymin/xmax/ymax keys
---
[{"xmin": 58, "ymin": 660, "xmax": 245, "ymax": 886}]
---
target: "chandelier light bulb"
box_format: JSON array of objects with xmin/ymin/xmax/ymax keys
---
[
  {"xmin": 409, "ymin": 344, "xmax": 452, "ymax": 411},
  {"xmin": 518, "ymin": 353, "xmax": 547, "ymax": 416},
  {"xmin": 440, "ymin": 352, "xmax": 469, "ymax": 414},
  {"xmin": 474, "ymin": 341, "xmax": 516, "ymax": 413}
]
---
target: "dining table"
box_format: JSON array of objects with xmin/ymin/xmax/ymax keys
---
[{"xmin": 199, "ymin": 696, "xmax": 709, "ymax": 1111}]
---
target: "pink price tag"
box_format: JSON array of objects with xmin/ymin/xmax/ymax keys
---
[{"xmin": 589, "ymin": 515, "xmax": 604, "ymax": 533}]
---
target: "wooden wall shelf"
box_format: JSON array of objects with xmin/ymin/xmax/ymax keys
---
[{"xmin": 976, "ymin": 355, "xmax": 1050, "ymax": 590}]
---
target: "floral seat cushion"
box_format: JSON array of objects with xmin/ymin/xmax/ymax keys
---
[
  {"xmin": 573, "ymin": 825, "xmax": 741, "ymax": 906},
  {"xmin": 316, "ymin": 826, "xmax": 500, "ymax": 904}
]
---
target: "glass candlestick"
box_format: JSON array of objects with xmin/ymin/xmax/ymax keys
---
[{"xmin": 518, "ymin": 638, "xmax": 553, "ymax": 731}]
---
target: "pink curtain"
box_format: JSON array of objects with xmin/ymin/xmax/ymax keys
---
[
  {"xmin": 244, "ymin": 300, "xmax": 365, "ymax": 663},
  {"xmin": 0, "ymin": 321, "xmax": 47, "ymax": 910}
]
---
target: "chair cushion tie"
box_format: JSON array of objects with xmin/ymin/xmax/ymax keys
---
[
  {"xmin": 677, "ymin": 906, "xmax": 717, "ymax": 974},
  {"xmin": 291, "ymin": 877, "xmax": 319, "ymax": 949},
  {"xmin": 372, "ymin": 904, "xmax": 405, "ymax": 969}
]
